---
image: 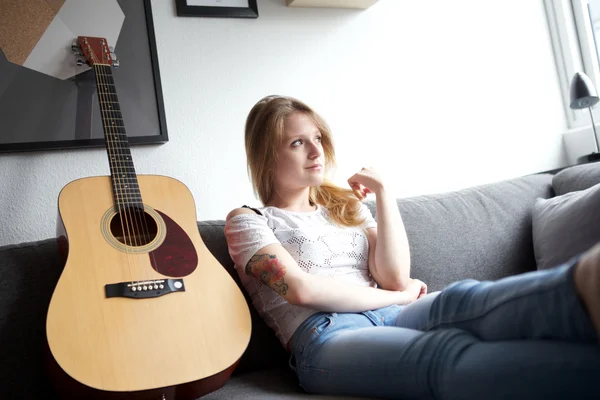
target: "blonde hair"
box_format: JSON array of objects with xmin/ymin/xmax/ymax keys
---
[{"xmin": 244, "ymin": 95, "xmax": 365, "ymax": 227}]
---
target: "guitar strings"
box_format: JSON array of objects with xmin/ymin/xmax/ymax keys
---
[
  {"xmin": 100, "ymin": 62, "xmax": 145, "ymax": 284},
  {"xmin": 100, "ymin": 62, "xmax": 147, "ymax": 284},
  {"xmin": 97, "ymin": 47, "xmax": 159, "ymax": 286},
  {"xmin": 100, "ymin": 62, "xmax": 159, "ymax": 281},
  {"xmin": 93, "ymin": 56, "xmax": 135, "ymax": 286}
]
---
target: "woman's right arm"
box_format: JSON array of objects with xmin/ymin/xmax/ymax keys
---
[{"xmin": 226, "ymin": 208, "xmax": 421, "ymax": 313}]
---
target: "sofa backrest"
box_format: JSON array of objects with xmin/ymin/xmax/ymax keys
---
[{"xmin": 364, "ymin": 173, "xmax": 555, "ymax": 292}]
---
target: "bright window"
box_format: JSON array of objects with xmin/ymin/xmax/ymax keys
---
[{"xmin": 545, "ymin": 0, "xmax": 600, "ymax": 129}]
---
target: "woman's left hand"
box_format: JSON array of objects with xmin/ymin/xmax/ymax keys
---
[
  {"xmin": 347, "ymin": 167, "xmax": 384, "ymax": 200},
  {"xmin": 411, "ymin": 279, "xmax": 428, "ymax": 299}
]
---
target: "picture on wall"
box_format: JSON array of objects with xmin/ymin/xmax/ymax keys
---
[
  {"xmin": 175, "ymin": 0, "xmax": 259, "ymax": 18},
  {"xmin": 0, "ymin": 0, "xmax": 168, "ymax": 153}
]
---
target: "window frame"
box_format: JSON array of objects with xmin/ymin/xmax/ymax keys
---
[{"xmin": 545, "ymin": 0, "xmax": 600, "ymax": 130}]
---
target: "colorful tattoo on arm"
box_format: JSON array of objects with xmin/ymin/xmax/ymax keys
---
[{"xmin": 245, "ymin": 254, "xmax": 289, "ymax": 296}]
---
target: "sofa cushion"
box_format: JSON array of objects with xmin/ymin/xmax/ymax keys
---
[
  {"xmin": 198, "ymin": 221, "xmax": 289, "ymax": 375},
  {"xmin": 365, "ymin": 174, "xmax": 554, "ymax": 292},
  {"xmin": 532, "ymin": 183, "xmax": 600, "ymax": 270},
  {"xmin": 0, "ymin": 238, "xmax": 63, "ymax": 400},
  {"xmin": 552, "ymin": 161, "xmax": 600, "ymax": 195}
]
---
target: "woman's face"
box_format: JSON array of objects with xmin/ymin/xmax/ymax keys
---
[{"xmin": 273, "ymin": 112, "xmax": 325, "ymax": 191}]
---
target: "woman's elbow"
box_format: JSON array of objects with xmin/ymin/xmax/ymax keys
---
[
  {"xmin": 379, "ymin": 269, "xmax": 411, "ymax": 291},
  {"xmin": 286, "ymin": 288, "xmax": 304, "ymax": 306},
  {"xmin": 287, "ymin": 276, "xmax": 316, "ymax": 307},
  {"xmin": 382, "ymin": 278, "xmax": 410, "ymax": 292}
]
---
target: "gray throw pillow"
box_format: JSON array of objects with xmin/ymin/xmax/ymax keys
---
[
  {"xmin": 552, "ymin": 162, "xmax": 600, "ymax": 196},
  {"xmin": 532, "ymin": 182, "xmax": 600, "ymax": 270}
]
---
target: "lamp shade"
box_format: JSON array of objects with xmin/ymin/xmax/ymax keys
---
[{"xmin": 570, "ymin": 72, "xmax": 600, "ymax": 109}]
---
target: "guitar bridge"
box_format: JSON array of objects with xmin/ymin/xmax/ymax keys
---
[{"xmin": 105, "ymin": 279, "xmax": 185, "ymax": 299}]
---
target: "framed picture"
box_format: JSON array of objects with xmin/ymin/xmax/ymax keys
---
[
  {"xmin": 0, "ymin": 0, "xmax": 168, "ymax": 153},
  {"xmin": 175, "ymin": 0, "xmax": 259, "ymax": 18}
]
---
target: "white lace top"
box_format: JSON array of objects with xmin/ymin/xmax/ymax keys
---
[{"xmin": 224, "ymin": 203, "xmax": 378, "ymax": 348}]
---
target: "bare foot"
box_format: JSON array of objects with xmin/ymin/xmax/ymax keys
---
[{"xmin": 574, "ymin": 242, "xmax": 600, "ymax": 341}]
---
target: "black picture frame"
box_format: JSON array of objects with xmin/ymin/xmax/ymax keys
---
[
  {"xmin": 0, "ymin": 0, "xmax": 168, "ymax": 154},
  {"xmin": 175, "ymin": 0, "xmax": 259, "ymax": 18}
]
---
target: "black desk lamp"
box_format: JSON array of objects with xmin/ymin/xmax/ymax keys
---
[{"xmin": 570, "ymin": 71, "xmax": 600, "ymax": 163}]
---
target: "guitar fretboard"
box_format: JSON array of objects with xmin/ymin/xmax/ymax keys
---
[{"xmin": 94, "ymin": 64, "xmax": 143, "ymax": 209}]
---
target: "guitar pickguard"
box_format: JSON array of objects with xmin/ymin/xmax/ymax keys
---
[{"xmin": 149, "ymin": 210, "xmax": 198, "ymax": 278}]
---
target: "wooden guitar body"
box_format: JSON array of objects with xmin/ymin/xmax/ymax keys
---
[{"xmin": 47, "ymin": 175, "xmax": 251, "ymax": 399}]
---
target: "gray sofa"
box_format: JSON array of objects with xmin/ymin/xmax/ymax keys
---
[{"xmin": 2, "ymin": 162, "xmax": 599, "ymax": 400}]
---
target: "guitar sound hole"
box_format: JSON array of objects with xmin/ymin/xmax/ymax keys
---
[{"xmin": 109, "ymin": 206, "xmax": 158, "ymax": 246}]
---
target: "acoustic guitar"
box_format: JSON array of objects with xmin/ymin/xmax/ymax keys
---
[{"xmin": 45, "ymin": 36, "xmax": 251, "ymax": 400}]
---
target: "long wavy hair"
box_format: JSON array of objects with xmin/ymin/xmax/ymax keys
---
[{"xmin": 244, "ymin": 95, "xmax": 365, "ymax": 227}]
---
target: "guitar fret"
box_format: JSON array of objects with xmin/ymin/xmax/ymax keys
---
[
  {"xmin": 112, "ymin": 178, "xmax": 139, "ymax": 183},
  {"xmin": 115, "ymin": 191, "xmax": 141, "ymax": 195},
  {"xmin": 108, "ymin": 162, "xmax": 135, "ymax": 167},
  {"xmin": 107, "ymin": 153, "xmax": 133, "ymax": 157},
  {"xmin": 99, "ymin": 104, "xmax": 121, "ymax": 110},
  {"xmin": 113, "ymin": 189, "xmax": 141, "ymax": 195},
  {"xmin": 109, "ymin": 166, "xmax": 136, "ymax": 170}
]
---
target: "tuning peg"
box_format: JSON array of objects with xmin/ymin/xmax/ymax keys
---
[
  {"xmin": 76, "ymin": 58, "xmax": 84, "ymax": 66},
  {"xmin": 112, "ymin": 60, "xmax": 120, "ymax": 68},
  {"xmin": 110, "ymin": 52, "xmax": 118, "ymax": 60}
]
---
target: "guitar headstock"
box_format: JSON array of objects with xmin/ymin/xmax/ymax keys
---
[{"xmin": 72, "ymin": 36, "xmax": 119, "ymax": 68}]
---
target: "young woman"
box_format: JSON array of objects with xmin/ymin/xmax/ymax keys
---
[{"xmin": 224, "ymin": 95, "xmax": 600, "ymax": 400}]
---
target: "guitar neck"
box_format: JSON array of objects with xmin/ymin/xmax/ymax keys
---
[{"xmin": 93, "ymin": 64, "xmax": 143, "ymax": 209}]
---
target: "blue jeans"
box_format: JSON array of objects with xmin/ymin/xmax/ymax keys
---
[{"xmin": 288, "ymin": 256, "xmax": 600, "ymax": 399}]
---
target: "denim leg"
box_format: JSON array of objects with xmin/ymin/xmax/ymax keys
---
[
  {"xmin": 399, "ymin": 256, "xmax": 597, "ymax": 342},
  {"xmin": 394, "ymin": 291, "xmax": 440, "ymax": 329},
  {"xmin": 294, "ymin": 318, "xmax": 600, "ymax": 400}
]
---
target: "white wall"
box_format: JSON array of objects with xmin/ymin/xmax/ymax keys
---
[{"xmin": 0, "ymin": 0, "xmax": 568, "ymax": 246}]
